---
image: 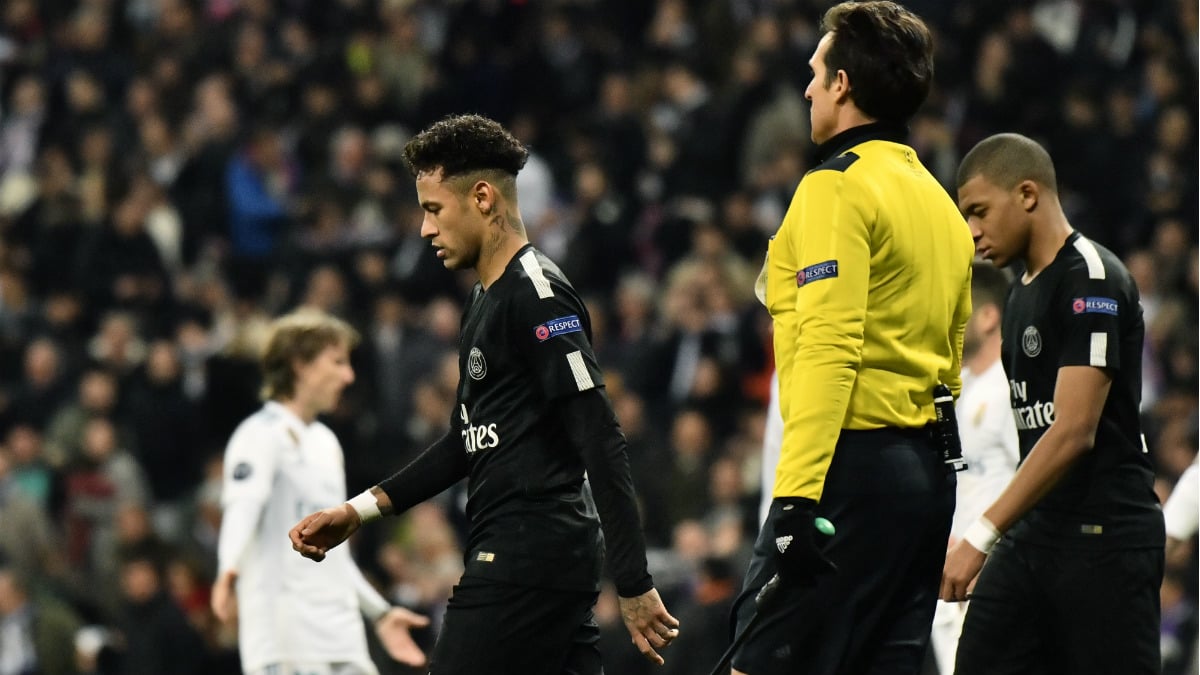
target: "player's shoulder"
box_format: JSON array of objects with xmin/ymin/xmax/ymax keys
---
[
  {"xmin": 226, "ymin": 405, "xmax": 288, "ymax": 452},
  {"xmin": 503, "ymin": 246, "xmax": 579, "ymax": 306},
  {"xmin": 1059, "ymin": 233, "xmax": 1135, "ymax": 290},
  {"xmin": 308, "ymin": 420, "xmax": 342, "ymax": 448}
]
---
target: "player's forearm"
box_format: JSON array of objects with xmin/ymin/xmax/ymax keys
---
[
  {"xmin": 982, "ymin": 423, "xmax": 1092, "ymax": 533},
  {"xmin": 560, "ymin": 390, "xmax": 653, "ymax": 597},
  {"xmin": 377, "ymin": 429, "xmax": 468, "ymax": 515}
]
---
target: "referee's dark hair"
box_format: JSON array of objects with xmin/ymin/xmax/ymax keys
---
[
  {"xmin": 971, "ymin": 260, "xmax": 1013, "ymax": 316},
  {"xmin": 403, "ymin": 114, "xmax": 529, "ymax": 197},
  {"xmin": 820, "ymin": 1, "xmax": 934, "ymax": 124},
  {"xmin": 956, "ymin": 133, "xmax": 1059, "ymax": 194}
]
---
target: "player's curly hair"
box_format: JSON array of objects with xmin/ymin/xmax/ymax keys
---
[
  {"xmin": 820, "ymin": 1, "xmax": 934, "ymax": 124},
  {"xmin": 403, "ymin": 114, "xmax": 529, "ymax": 181}
]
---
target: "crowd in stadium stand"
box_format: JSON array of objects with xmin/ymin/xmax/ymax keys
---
[{"xmin": 0, "ymin": 1, "xmax": 1195, "ymax": 673}]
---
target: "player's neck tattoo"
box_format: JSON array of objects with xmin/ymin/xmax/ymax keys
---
[{"xmin": 488, "ymin": 208, "xmax": 525, "ymax": 236}]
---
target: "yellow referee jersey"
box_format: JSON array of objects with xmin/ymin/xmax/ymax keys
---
[{"xmin": 762, "ymin": 123, "xmax": 974, "ymax": 501}]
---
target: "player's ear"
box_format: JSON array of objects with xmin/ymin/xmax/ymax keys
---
[
  {"xmin": 472, "ymin": 180, "xmax": 495, "ymax": 216},
  {"xmin": 1016, "ymin": 180, "xmax": 1039, "ymax": 213}
]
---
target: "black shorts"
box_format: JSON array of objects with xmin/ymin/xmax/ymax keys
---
[
  {"xmin": 429, "ymin": 575, "xmax": 601, "ymax": 675},
  {"xmin": 955, "ymin": 538, "xmax": 1163, "ymax": 675},
  {"xmin": 732, "ymin": 428, "xmax": 955, "ymax": 675}
]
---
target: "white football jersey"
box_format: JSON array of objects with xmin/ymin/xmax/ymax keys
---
[
  {"xmin": 218, "ymin": 402, "xmax": 377, "ymax": 673},
  {"xmin": 932, "ymin": 359, "xmax": 1021, "ymax": 675},
  {"xmin": 950, "ymin": 360, "xmax": 1021, "ymax": 539}
]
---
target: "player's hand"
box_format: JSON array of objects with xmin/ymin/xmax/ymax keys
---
[
  {"xmin": 940, "ymin": 538, "xmax": 986, "ymax": 602},
  {"xmin": 211, "ymin": 570, "xmax": 238, "ymax": 623},
  {"xmin": 288, "ymin": 503, "xmax": 360, "ymax": 562},
  {"xmin": 771, "ymin": 497, "xmax": 837, "ymax": 586},
  {"xmin": 618, "ymin": 587, "xmax": 679, "ymax": 666},
  {"xmin": 375, "ymin": 607, "xmax": 431, "ymax": 667}
]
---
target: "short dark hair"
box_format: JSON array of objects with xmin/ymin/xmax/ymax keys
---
[
  {"xmin": 956, "ymin": 133, "xmax": 1059, "ymax": 194},
  {"xmin": 820, "ymin": 1, "xmax": 934, "ymax": 123},
  {"xmin": 970, "ymin": 261, "xmax": 1012, "ymax": 316},
  {"xmin": 403, "ymin": 114, "xmax": 529, "ymax": 182}
]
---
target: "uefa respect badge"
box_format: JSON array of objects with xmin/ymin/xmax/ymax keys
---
[
  {"xmin": 534, "ymin": 315, "xmax": 583, "ymax": 341},
  {"xmin": 796, "ymin": 260, "xmax": 838, "ymax": 287}
]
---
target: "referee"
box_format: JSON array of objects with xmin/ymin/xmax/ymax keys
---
[
  {"xmin": 289, "ymin": 114, "xmax": 679, "ymax": 674},
  {"xmin": 735, "ymin": 3, "xmax": 974, "ymax": 674},
  {"xmin": 946, "ymin": 133, "xmax": 1164, "ymax": 674}
]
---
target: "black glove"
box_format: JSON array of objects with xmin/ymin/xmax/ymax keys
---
[{"xmin": 771, "ymin": 497, "xmax": 837, "ymax": 586}]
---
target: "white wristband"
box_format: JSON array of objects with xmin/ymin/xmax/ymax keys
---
[
  {"xmin": 347, "ymin": 490, "xmax": 382, "ymax": 524},
  {"xmin": 963, "ymin": 516, "xmax": 1002, "ymax": 554}
]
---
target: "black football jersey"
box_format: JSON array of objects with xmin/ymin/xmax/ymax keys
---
[
  {"xmin": 1001, "ymin": 231, "xmax": 1163, "ymax": 549},
  {"xmin": 454, "ymin": 245, "xmax": 607, "ymax": 591}
]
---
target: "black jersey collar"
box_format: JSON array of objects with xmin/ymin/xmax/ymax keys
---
[{"xmin": 814, "ymin": 121, "xmax": 909, "ymax": 165}]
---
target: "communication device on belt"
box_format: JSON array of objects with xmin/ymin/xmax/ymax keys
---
[{"xmin": 932, "ymin": 384, "xmax": 967, "ymax": 473}]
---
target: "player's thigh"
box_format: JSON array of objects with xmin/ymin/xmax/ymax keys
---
[
  {"xmin": 954, "ymin": 540, "xmax": 1049, "ymax": 675},
  {"xmin": 1049, "ymin": 547, "xmax": 1163, "ymax": 675},
  {"xmin": 430, "ymin": 576, "xmax": 599, "ymax": 675}
]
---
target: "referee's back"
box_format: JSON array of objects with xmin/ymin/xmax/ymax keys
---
[{"xmin": 765, "ymin": 128, "xmax": 975, "ymax": 500}]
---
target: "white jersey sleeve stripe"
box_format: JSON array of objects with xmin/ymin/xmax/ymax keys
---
[
  {"xmin": 1072, "ymin": 236, "xmax": 1106, "ymax": 280},
  {"xmin": 566, "ymin": 350, "xmax": 595, "ymax": 391},
  {"xmin": 520, "ymin": 250, "xmax": 554, "ymax": 299},
  {"xmin": 1090, "ymin": 332, "xmax": 1108, "ymax": 367}
]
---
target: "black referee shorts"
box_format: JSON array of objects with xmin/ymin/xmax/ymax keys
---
[
  {"xmin": 429, "ymin": 575, "xmax": 601, "ymax": 675},
  {"xmin": 955, "ymin": 538, "xmax": 1163, "ymax": 675},
  {"xmin": 732, "ymin": 428, "xmax": 955, "ymax": 675}
]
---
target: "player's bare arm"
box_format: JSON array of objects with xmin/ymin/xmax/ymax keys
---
[
  {"xmin": 941, "ymin": 365, "xmax": 1112, "ymax": 601},
  {"xmin": 289, "ymin": 486, "xmax": 393, "ymax": 562}
]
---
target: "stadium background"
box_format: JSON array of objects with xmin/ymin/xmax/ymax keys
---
[{"xmin": 0, "ymin": 0, "xmax": 1195, "ymax": 673}]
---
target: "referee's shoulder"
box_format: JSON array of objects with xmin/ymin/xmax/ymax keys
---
[{"xmin": 809, "ymin": 150, "xmax": 862, "ymax": 175}]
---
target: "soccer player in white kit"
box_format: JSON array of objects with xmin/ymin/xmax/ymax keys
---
[
  {"xmin": 212, "ymin": 310, "xmax": 428, "ymax": 675},
  {"xmin": 929, "ymin": 262, "xmax": 1020, "ymax": 674}
]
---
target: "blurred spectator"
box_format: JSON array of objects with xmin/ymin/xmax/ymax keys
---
[
  {"xmin": 107, "ymin": 546, "xmax": 206, "ymax": 675},
  {"xmin": 0, "ymin": 564, "xmax": 82, "ymax": 675},
  {"xmin": 660, "ymin": 557, "xmax": 738, "ymax": 675},
  {"xmin": 0, "ymin": 447, "xmax": 62, "ymax": 588},
  {"xmin": 62, "ymin": 416, "xmax": 149, "ymax": 602}
]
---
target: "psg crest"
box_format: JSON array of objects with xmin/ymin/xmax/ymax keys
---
[
  {"xmin": 468, "ymin": 347, "xmax": 488, "ymax": 380},
  {"xmin": 1022, "ymin": 326, "xmax": 1042, "ymax": 358}
]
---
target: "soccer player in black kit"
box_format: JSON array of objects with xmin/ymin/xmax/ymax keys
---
[
  {"xmin": 944, "ymin": 133, "xmax": 1164, "ymax": 674},
  {"xmin": 288, "ymin": 114, "xmax": 679, "ymax": 674}
]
